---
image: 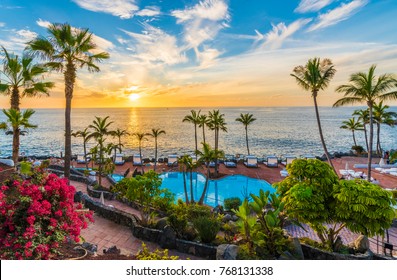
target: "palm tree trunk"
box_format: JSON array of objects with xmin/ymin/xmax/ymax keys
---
[
  {"xmin": 154, "ymin": 138, "xmax": 158, "ymax": 171},
  {"xmin": 368, "ymin": 104, "xmax": 374, "ymax": 182},
  {"xmin": 139, "ymin": 143, "xmax": 144, "ymax": 173},
  {"xmin": 245, "ymin": 126, "xmax": 250, "ymax": 155},
  {"xmin": 352, "ymin": 131, "xmax": 357, "ymax": 147},
  {"xmin": 363, "ymin": 124, "xmax": 369, "ymax": 152},
  {"xmin": 313, "ymin": 94, "xmax": 336, "ymax": 174},
  {"xmin": 376, "ymin": 123, "xmax": 381, "ymax": 156},
  {"xmin": 214, "ymin": 128, "xmax": 219, "ymax": 177},
  {"xmin": 64, "ymin": 64, "xmax": 75, "ymax": 180},
  {"xmin": 84, "ymin": 142, "xmax": 88, "ymax": 170},
  {"xmin": 11, "ymin": 87, "xmax": 20, "ymax": 110},
  {"xmin": 199, "ymin": 166, "xmax": 210, "ymax": 204},
  {"xmin": 202, "ymin": 126, "xmax": 206, "ymax": 144},
  {"xmin": 183, "ymin": 169, "xmax": 189, "ymax": 204},
  {"xmin": 12, "ymin": 127, "xmax": 19, "ymax": 164},
  {"xmin": 194, "ymin": 124, "xmax": 198, "ymax": 154},
  {"xmin": 98, "ymin": 144, "xmax": 103, "ymax": 187},
  {"xmin": 189, "ymin": 170, "xmax": 193, "ymax": 204}
]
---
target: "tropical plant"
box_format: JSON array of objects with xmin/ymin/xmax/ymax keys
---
[
  {"xmin": 275, "ymin": 159, "xmax": 396, "ymax": 251},
  {"xmin": 111, "ymin": 128, "xmax": 129, "ymax": 160},
  {"xmin": 207, "ymin": 110, "xmax": 227, "ymax": 177},
  {"xmin": 197, "ymin": 114, "xmax": 209, "ymax": 144},
  {"xmin": 134, "ymin": 243, "xmax": 179, "ymax": 260},
  {"xmin": 196, "ymin": 142, "xmax": 224, "ymax": 205},
  {"xmin": 236, "ymin": 113, "xmax": 256, "ymax": 155},
  {"xmin": 0, "ymin": 46, "xmax": 53, "ymax": 110},
  {"xmin": 182, "ymin": 110, "xmax": 201, "ymax": 154},
  {"xmin": 178, "ymin": 154, "xmax": 200, "ymax": 204},
  {"xmin": 133, "ymin": 132, "xmax": 149, "ymax": 173},
  {"xmin": 352, "ymin": 109, "xmax": 370, "ymax": 151},
  {"xmin": 193, "ymin": 215, "xmax": 221, "ymax": 244},
  {"xmin": 71, "ymin": 128, "xmax": 91, "ymax": 170},
  {"xmin": 149, "ymin": 128, "xmax": 165, "ymax": 171},
  {"xmin": 88, "ymin": 116, "xmax": 115, "ymax": 187},
  {"xmin": 0, "ymin": 172, "xmax": 93, "ymax": 259},
  {"xmin": 1, "ymin": 109, "xmax": 37, "ymax": 164},
  {"xmin": 340, "ymin": 117, "xmax": 363, "ymax": 147},
  {"xmin": 333, "ymin": 65, "xmax": 397, "ymax": 181},
  {"xmin": 291, "ymin": 57, "xmax": 337, "ymax": 174},
  {"xmin": 373, "ymin": 101, "xmax": 396, "ymax": 155},
  {"xmin": 224, "ymin": 197, "xmax": 242, "ymax": 211},
  {"xmin": 27, "ymin": 23, "xmax": 110, "ymax": 180}
]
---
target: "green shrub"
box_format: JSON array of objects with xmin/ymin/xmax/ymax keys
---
[
  {"xmin": 224, "ymin": 197, "xmax": 242, "ymax": 211},
  {"xmin": 135, "ymin": 243, "xmax": 179, "ymax": 260},
  {"xmin": 193, "ymin": 215, "xmax": 221, "ymax": 243},
  {"xmin": 168, "ymin": 213, "xmax": 188, "ymax": 238},
  {"xmin": 153, "ymin": 189, "xmax": 175, "ymax": 212},
  {"xmin": 186, "ymin": 204, "xmax": 212, "ymax": 220},
  {"xmin": 351, "ymin": 145, "xmax": 365, "ymax": 155}
]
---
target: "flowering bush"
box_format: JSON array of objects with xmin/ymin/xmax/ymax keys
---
[{"xmin": 0, "ymin": 173, "xmax": 93, "ymax": 259}]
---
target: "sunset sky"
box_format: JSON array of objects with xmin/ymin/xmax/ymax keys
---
[{"xmin": 1, "ymin": 0, "xmax": 397, "ymax": 108}]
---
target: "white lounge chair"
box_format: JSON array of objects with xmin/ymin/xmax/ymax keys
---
[
  {"xmin": 133, "ymin": 154, "xmax": 143, "ymax": 166},
  {"xmin": 281, "ymin": 155, "xmax": 296, "ymax": 166},
  {"xmin": 114, "ymin": 153, "xmax": 125, "ymax": 165},
  {"xmin": 280, "ymin": 169, "xmax": 289, "ymax": 177},
  {"xmin": 244, "ymin": 155, "xmax": 258, "ymax": 168},
  {"xmin": 264, "ymin": 155, "xmax": 278, "ymax": 168},
  {"xmin": 167, "ymin": 155, "xmax": 178, "ymax": 166},
  {"xmin": 0, "ymin": 158, "xmax": 14, "ymax": 167},
  {"xmin": 76, "ymin": 153, "xmax": 88, "ymax": 164}
]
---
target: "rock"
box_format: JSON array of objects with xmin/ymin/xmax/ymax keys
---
[
  {"xmin": 155, "ymin": 217, "xmax": 168, "ymax": 230},
  {"xmin": 222, "ymin": 214, "xmax": 232, "ymax": 223},
  {"xmin": 353, "ymin": 235, "xmax": 369, "ymax": 253},
  {"xmin": 158, "ymin": 225, "xmax": 176, "ymax": 249},
  {"xmin": 289, "ymin": 237, "xmax": 304, "ymax": 260},
  {"xmin": 231, "ymin": 215, "xmax": 239, "ymax": 222},
  {"xmin": 216, "ymin": 244, "xmax": 239, "ymax": 260},
  {"xmin": 103, "ymin": 245, "xmax": 121, "ymax": 255},
  {"xmin": 81, "ymin": 242, "xmax": 98, "ymax": 254},
  {"xmin": 212, "ymin": 205, "xmax": 224, "ymax": 215}
]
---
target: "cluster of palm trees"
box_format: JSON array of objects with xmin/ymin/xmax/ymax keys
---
[{"xmin": 292, "ymin": 58, "xmax": 397, "ymax": 181}]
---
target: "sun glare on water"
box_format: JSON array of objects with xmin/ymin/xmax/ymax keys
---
[{"xmin": 129, "ymin": 93, "xmax": 140, "ymax": 101}]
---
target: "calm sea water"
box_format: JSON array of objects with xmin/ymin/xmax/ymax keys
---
[{"xmin": 0, "ymin": 107, "xmax": 396, "ymax": 158}]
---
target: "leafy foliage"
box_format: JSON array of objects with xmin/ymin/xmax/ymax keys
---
[
  {"xmin": 224, "ymin": 197, "xmax": 242, "ymax": 211},
  {"xmin": 193, "ymin": 215, "xmax": 221, "ymax": 244},
  {"xmin": 135, "ymin": 243, "xmax": 179, "ymax": 260}
]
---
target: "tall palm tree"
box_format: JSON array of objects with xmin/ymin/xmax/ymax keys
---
[
  {"xmin": 0, "ymin": 46, "xmax": 53, "ymax": 110},
  {"xmin": 133, "ymin": 132, "xmax": 149, "ymax": 173},
  {"xmin": 149, "ymin": 128, "xmax": 165, "ymax": 171},
  {"xmin": 26, "ymin": 23, "xmax": 110, "ymax": 180},
  {"xmin": 112, "ymin": 128, "xmax": 129, "ymax": 160},
  {"xmin": 207, "ymin": 109, "xmax": 227, "ymax": 177},
  {"xmin": 182, "ymin": 110, "xmax": 201, "ymax": 154},
  {"xmin": 1, "ymin": 109, "xmax": 37, "ymax": 164},
  {"xmin": 178, "ymin": 154, "xmax": 198, "ymax": 204},
  {"xmin": 236, "ymin": 113, "xmax": 256, "ymax": 155},
  {"xmin": 373, "ymin": 101, "xmax": 397, "ymax": 155},
  {"xmin": 340, "ymin": 117, "xmax": 363, "ymax": 147},
  {"xmin": 197, "ymin": 114, "xmax": 209, "ymax": 144},
  {"xmin": 88, "ymin": 116, "xmax": 114, "ymax": 186},
  {"xmin": 333, "ymin": 65, "xmax": 397, "ymax": 181},
  {"xmin": 291, "ymin": 57, "xmax": 337, "ymax": 174},
  {"xmin": 72, "ymin": 128, "xmax": 91, "ymax": 170},
  {"xmin": 196, "ymin": 142, "xmax": 224, "ymax": 205},
  {"xmin": 353, "ymin": 109, "xmax": 370, "ymax": 152}
]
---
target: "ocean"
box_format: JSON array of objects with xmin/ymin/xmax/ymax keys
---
[{"xmin": 0, "ymin": 106, "xmax": 396, "ymax": 159}]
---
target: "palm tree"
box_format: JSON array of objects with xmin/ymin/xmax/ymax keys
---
[
  {"xmin": 333, "ymin": 65, "xmax": 397, "ymax": 181},
  {"xmin": 207, "ymin": 109, "xmax": 227, "ymax": 177},
  {"xmin": 373, "ymin": 101, "xmax": 397, "ymax": 155},
  {"xmin": 182, "ymin": 110, "xmax": 201, "ymax": 154},
  {"xmin": 340, "ymin": 118, "xmax": 363, "ymax": 147},
  {"xmin": 236, "ymin": 113, "xmax": 256, "ymax": 155},
  {"xmin": 0, "ymin": 46, "xmax": 54, "ymax": 110},
  {"xmin": 112, "ymin": 128, "xmax": 129, "ymax": 161},
  {"xmin": 149, "ymin": 128, "xmax": 165, "ymax": 171},
  {"xmin": 291, "ymin": 57, "xmax": 337, "ymax": 174},
  {"xmin": 196, "ymin": 142, "xmax": 224, "ymax": 205},
  {"xmin": 353, "ymin": 109, "xmax": 370, "ymax": 152},
  {"xmin": 26, "ymin": 23, "xmax": 110, "ymax": 180},
  {"xmin": 1, "ymin": 109, "xmax": 37, "ymax": 163},
  {"xmin": 178, "ymin": 155, "xmax": 197, "ymax": 204},
  {"xmin": 133, "ymin": 132, "xmax": 149, "ymax": 173},
  {"xmin": 197, "ymin": 114, "xmax": 209, "ymax": 144},
  {"xmin": 72, "ymin": 128, "xmax": 91, "ymax": 170},
  {"xmin": 88, "ymin": 116, "xmax": 114, "ymax": 186}
]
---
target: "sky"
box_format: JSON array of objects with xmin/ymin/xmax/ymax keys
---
[{"xmin": 0, "ymin": 0, "xmax": 397, "ymax": 108}]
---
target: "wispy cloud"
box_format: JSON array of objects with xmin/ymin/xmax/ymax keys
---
[
  {"xmin": 136, "ymin": 6, "xmax": 161, "ymax": 17},
  {"xmin": 0, "ymin": 22, "xmax": 5, "ymax": 28},
  {"xmin": 36, "ymin": 18, "xmax": 51, "ymax": 28},
  {"xmin": 256, "ymin": 19, "xmax": 312, "ymax": 50},
  {"xmin": 172, "ymin": 0, "xmax": 230, "ymax": 23},
  {"xmin": 72, "ymin": 0, "xmax": 139, "ymax": 19},
  {"xmin": 307, "ymin": 0, "xmax": 368, "ymax": 32},
  {"xmin": 295, "ymin": 0, "xmax": 334, "ymax": 13},
  {"xmin": 0, "ymin": 28, "xmax": 37, "ymax": 52}
]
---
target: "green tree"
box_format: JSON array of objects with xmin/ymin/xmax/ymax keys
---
[
  {"xmin": 275, "ymin": 159, "xmax": 396, "ymax": 251},
  {"xmin": 291, "ymin": 57, "xmax": 337, "ymax": 174},
  {"xmin": 373, "ymin": 101, "xmax": 396, "ymax": 155},
  {"xmin": 178, "ymin": 154, "xmax": 199, "ymax": 204},
  {"xmin": 207, "ymin": 110, "xmax": 227, "ymax": 177},
  {"xmin": 182, "ymin": 110, "xmax": 201, "ymax": 154},
  {"xmin": 72, "ymin": 128, "xmax": 91, "ymax": 170},
  {"xmin": 111, "ymin": 128, "xmax": 129, "ymax": 160},
  {"xmin": 197, "ymin": 114, "xmax": 209, "ymax": 144},
  {"xmin": 333, "ymin": 65, "xmax": 397, "ymax": 181},
  {"xmin": 236, "ymin": 113, "xmax": 256, "ymax": 155},
  {"xmin": 88, "ymin": 116, "xmax": 114, "ymax": 187},
  {"xmin": 149, "ymin": 128, "xmax": 166, "ymax": 171},
  {"xmin": 133, "ymin": 132, "xmax": 149, "ymax": 173},
  {"xmin": 340, "ymin": 117, "xmax": 363, "ymax": 147},
  {"xmin": 1, "ymin": 109, "xmax": 37, "ymax": 164},
  {"xmin": 353, "ymin": 109, "xmax": 370, "ymax": 152},
  {"xmin": 27, "ymin": 23, "xmax": 110, "ymax": 180}
]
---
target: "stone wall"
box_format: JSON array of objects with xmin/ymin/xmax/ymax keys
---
[{"xmin": 301, "ymin": 244, "xmax": 374, "ymax": 260}]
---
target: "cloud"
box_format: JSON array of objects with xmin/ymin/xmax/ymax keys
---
[
  {"xmin": 295, "ymin": 0, "xmax": 334, "ymax": 13},
  {"xmin": 136, "ymin": 6, "xmax": 161, "ymax": 17},
  {"xmin": 307, "ymin": 0, "xmax": 368, "ymax": 32},
  {"xmin": 71, "ymin": 0, "xmax": 138, "ymax": 19},
  {"xmin": 0, "ymin": 29, "xmax": 38, "ymax": 52},
  {"xmin": 196, "ymin": 47, "xmax": 223, "ymax": 68},
  {"xmin": 0, "ymin": 22, "xmax": 5, "ymax": 28},
  {"xmin": 36, "ymin": 19, "xmax": 51, "ymax": 28},
  {"xmin": 172, "ymin": 0, "xmax": 230, "ymax": 23},
  {"xmin": 257, "ymin": 19, "xmax": 312, "ymax": 50}
]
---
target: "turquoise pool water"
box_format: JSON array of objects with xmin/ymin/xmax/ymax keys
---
[
  {"xmin": 159, "ymin": 172, "xmax": 275, "ymax": 207},
  {"xmin": 111, "ymin": 174, "xmax": 124, "ymax": 182}
]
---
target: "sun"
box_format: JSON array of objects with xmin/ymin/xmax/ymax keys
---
[{"xmin": 129, "ymin": 93, "xmax": 140, "ymax": 101}]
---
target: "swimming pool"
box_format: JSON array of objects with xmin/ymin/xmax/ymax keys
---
[
  {"xmin": 159, "ymin": 172, "xmax": 275, "ymax": 207},
  {"xmin": 110, "ymin": 173, "xmax": 124, "ymax": 182}
]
